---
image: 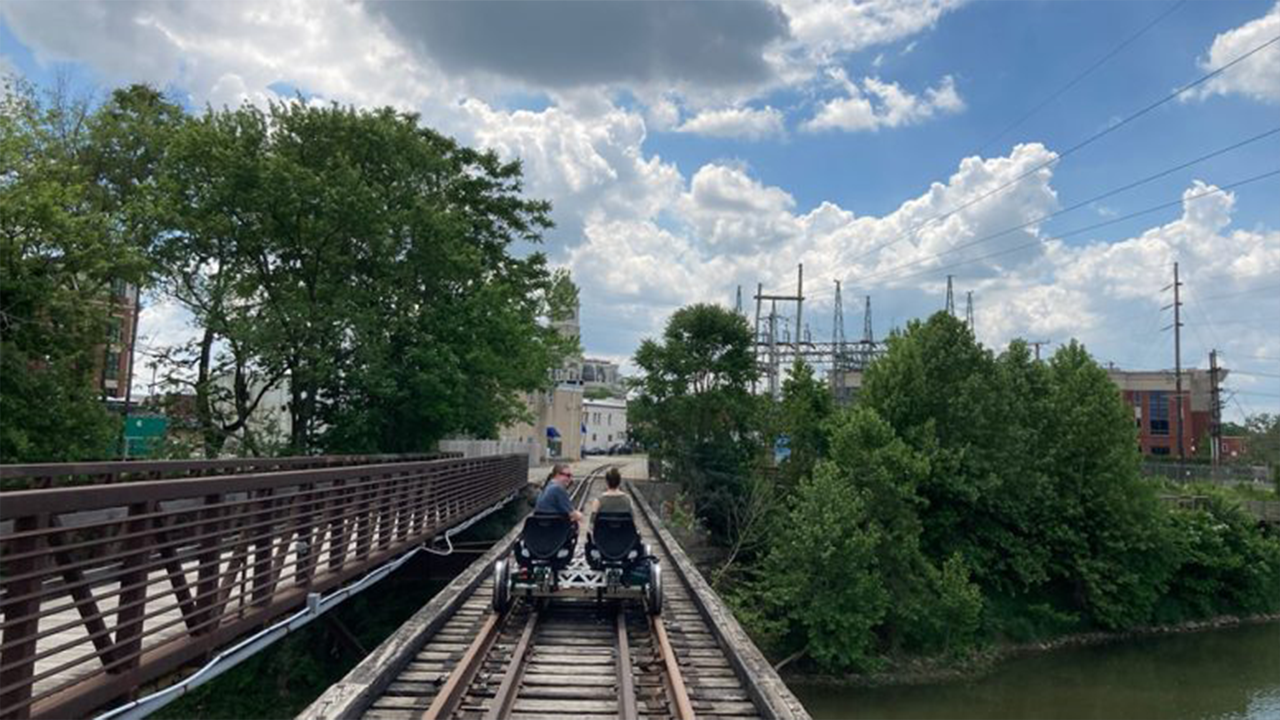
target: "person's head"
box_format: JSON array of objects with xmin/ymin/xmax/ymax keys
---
[
  {"xmin": 605, "ymin": 467, "xmax": 622, "ymax": 490},
  {"xmin": 550, "ymin": 462, "xmax": 572, "ymax": 486}
]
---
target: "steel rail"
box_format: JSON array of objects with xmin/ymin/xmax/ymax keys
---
[
  {"xmin": 305, "ymin": 459, "xmax": 797, "ymax": 720},
  {"xmin": 615, "ymin": 606, "xmax": 638, "ymax": 720},
  {"xmin": 417, "ymin": 465, "xmax": 603, "ymax": 720},
  {"xmin": 653, "ymin": 613, "xmax": 696, "ymax": 720},
  {"xmin": 481, "ymin": 609, "xmax": 537, "ymax": 720}
]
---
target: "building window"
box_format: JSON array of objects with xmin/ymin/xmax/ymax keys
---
[
  {"xmin": 607, "ymin": 414, "xmax": 612, "ymax": 426},
  {"xmin": 1151, "ymin": 445, "xmax": 1170, "ymax": 456},
  {"xmin": 592, "ymin": 433, "xmax": 596, "ymax": 442},
  {"xmin": 107, "ymin": 317, "xmax": 122, "ymax": 344},
  {"xmin": 104, "ymin": 351, "xmax": 120, "ymax": 380},
  {"xmin": 1149, "ymin": 391, "xmax": 1169, "ymax": 436}
]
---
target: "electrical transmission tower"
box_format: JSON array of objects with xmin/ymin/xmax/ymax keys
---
[
  {"xmin": 735, "ymin": 285, "xmax": 743, "ymax": 315},
  {"xmin": 860, "ymin": 296, "xmax": 874, "ymax": 370},
  {"xmin": 746, "ymin": 267, "xmax": 885, "ymax": 401},
  {"xmin": 832, "ymin": 281, "xmax": 849, "ymax": 399},
  {"xmin": 753, "ymin": 265, "xmax": 804, "ymax": 398},
  {"xmin": 945, "ymin": 275, "xmax": 955, "ymax": 316}
]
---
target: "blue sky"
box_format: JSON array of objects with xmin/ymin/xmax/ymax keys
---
[{"xmin": 3, "ymin": 0, "xmax": 1278, "ymax": 418}]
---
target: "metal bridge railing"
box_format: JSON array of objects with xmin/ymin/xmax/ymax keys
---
[
  {"xmin": 0, "ymin": 454, "xmax": 525, "ymax": 720},
  {"xmin": 0, "ymin": 453, "xmax": 462, "ymax": 490}
]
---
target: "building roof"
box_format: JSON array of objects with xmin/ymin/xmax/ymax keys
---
[{"xmin": 583, "ymin": 398, "xmax": 627, "ymax": 409}]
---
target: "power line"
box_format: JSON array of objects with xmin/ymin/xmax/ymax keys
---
[
  {"xmin": 1190, "ymin": 282, "xmax": 1280, "ymax": 302},
  {"xmin": 1234, "ymin": 354, "xmax": 1280, "ymax": 363},
  {"xmin": 848, "ymin": 31, "xmax": 1280, "ymax": 266},
  {"xmin": 854, "ymin": 126, "xmax": 1280, "ymax": 285},
  {"xmin": 1231, "ymin": 369, "xmax": 1280, "ymax": 379},
  {"xmin": 1234, "ymin": 390, "xmax": 1280, "ymax": 398},
  {"xmin": 872, "ymin": 168, "xmax": 1280, "ymax": 286},
  {"xmin": 976, "ymin": 0, "xmax": 1188, "ymax": 156}
]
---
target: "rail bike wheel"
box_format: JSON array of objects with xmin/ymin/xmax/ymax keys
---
[
  {"xmin": 646, "ymin": 561, "xmax": 663, "ymax": 616},
  {"xmin": 493, "ymin": 558, "xmax": 512, "ymax": 613}
]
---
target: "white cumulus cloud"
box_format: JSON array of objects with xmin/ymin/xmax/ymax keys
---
[
  {"xmin": 676, "ymin": 106, "xmax": 786, "ymax": 141},
  {"xmin": 1190, "ymin": 1, "xmax": 1280, "ymax": 104},
  {"xmin": 803, "ymin": 70, "xmax": 964, "ymax": 132}
]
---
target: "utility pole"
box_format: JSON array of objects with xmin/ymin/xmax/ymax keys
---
[
  {"xmin": 965, "ymin": 291, "xmax": 974, "ymax": 333},
  {"xmin": 833, "ymin": 281, "xmax": 847, "ymax": 351},
  {"xmin": 861, "ymin": 296, "xmax": 874, "ymax": 369},
  {"xmin": 833, "ymin": 281, "xmax": 847, "ymax": 399},
  {"xmin": 762, "ymin": 299, "xmax": 773, "ymax": 394},
  {"xmin": 1162, "ymin": 262, "xmax": 1185, "ymax": 461},
  {"xmin": 945, "ymin": 275, "xmax": 955, "ymax": 316},
  {"xmin": 752, "ymin": 267, "xmax": 805, "ymax": 399},
  {"xmin": 795, "ymin": 264, "xmax": 804, "ymax": 352},
  {"xmin": 753, "ymin": 283, "xmax": 763, "ymax": 393},
  {"xmin": 1028, "ymin": 340, "xmax": 1052, "ymax": 361},
  {"xmin": 1210, "ymin": 349, "xmax": 1222, "ymax": 467}
]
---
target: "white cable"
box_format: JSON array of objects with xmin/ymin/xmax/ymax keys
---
[{"xmin": 94, "ymin": 489, "xmax": 520, "ymax": 720}]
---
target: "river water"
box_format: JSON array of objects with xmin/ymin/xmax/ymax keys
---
[{"xmin": 791, "ymin": 621, "xmax": 1280, "ymax": 720}]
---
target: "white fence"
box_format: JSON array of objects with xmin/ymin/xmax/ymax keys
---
[{"xmin": 438, "ymin": 439, "xmax": 541, "ymax": 467}]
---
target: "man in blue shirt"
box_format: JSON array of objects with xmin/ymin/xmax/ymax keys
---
[{"xmin": 536, "ymin": 463, "xmax": 584, "ymax": 523}]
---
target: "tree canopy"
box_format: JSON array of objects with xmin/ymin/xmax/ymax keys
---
[
  {"xmin": 630, "ymin": 303, "xmax": 761, "ymax": 542},
  {"xmin": 2, "ymin": 80, "xmax": 575, "ymax": 460}
]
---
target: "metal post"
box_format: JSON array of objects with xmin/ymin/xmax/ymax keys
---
[
  {"xmin": 795, "ymin": 263, "xmax": 803, "ymax": 354},
  {"xmin": 1173, "ymin": 262, "xmax": 1185, "ymax": 461},
  {"xmin": 1210, "ymin": 349, "xmax": 1221, "ymax": 467}
]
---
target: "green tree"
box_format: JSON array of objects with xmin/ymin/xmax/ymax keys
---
[
  {"xmin": 1159, "ymin": 496, "xmax": 1280, "ymax": 622},
  {"xmin": 860, "ymin": 313, "xmax": 1047, "ymax": 594},
  {"xmin": 775, "ymin": 358, "xmax": 833, "ymax": 488},
  {"xmin": 630, "ymin": 303, "xmax": 760, "ymax": 542},
  {"xmin": 1238, "ymin": 414, "xmax": 1280, "ymax": 468},
  {"xmin": 750, "ymin": 458, "xmax": 889, "ymax": 671},
  {"xmin": 0, "ymin": 79, "xmax": 164, "ymax": 462},
  {"xmin": 153, "ymin": 99, "xmax": 570, "ymax": 455},
  {"xmin": 1042, "ymin": 340, "xmax": 1173, "ymax": 629},
  {"xmin": 745, "ymin": 405, "xmax": 982, "ymax": 669}
]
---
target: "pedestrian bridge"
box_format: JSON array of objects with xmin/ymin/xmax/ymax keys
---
[{"xmin": 0, "ymin": 455, "xmax": 809, "ymax": 720}]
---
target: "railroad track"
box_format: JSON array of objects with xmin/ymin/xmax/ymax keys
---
[{"xmin": 359, "ymin": 463, "xmax": 761, "ymax": 720}]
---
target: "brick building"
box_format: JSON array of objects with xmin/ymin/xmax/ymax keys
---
[
  {"xmin": 1106, "ymin": 368, "xmax": 1223, "ymax": 458},
  {"xmin": 97, "ymin": 280, "xmax": 140, "ymax": 400}
]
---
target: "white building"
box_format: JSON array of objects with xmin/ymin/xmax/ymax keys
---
[
  {"xmin": 581, "ymin": 357, "xmax": 622, "ymax": 395},
  {"xmin": 583, "ymin": 398, "xmax": 628, "ymax": 453}
]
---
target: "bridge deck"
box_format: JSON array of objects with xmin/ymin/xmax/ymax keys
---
[{"xmin": 304, "ymin": 459, "xmax": 809, "ymax": 720}]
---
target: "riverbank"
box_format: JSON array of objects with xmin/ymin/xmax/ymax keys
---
[{"xmin": 785, "ymin": 611, "xmax": 1280, "ymax": 689}]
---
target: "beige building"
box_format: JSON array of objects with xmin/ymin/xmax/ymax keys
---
[
  {"xmin": 498, "ymin": 294, "xmax": 586, "ymax": 463},
  {"xmin": 500, "ymin": 385, "xmax": 584, "ymax": 462}
]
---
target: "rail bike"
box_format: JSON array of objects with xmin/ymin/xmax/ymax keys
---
[{"xmin": 492, "ymin": 509, "xmax": 663, "ymax": 615}]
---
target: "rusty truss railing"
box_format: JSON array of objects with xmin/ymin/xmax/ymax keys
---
[
  {"xmin": 0, "ymin": 453, "xmax": 461, "ymax": 491},
  {"xmin": 0, "ymin": 454, "xmax": 526, "ymax": 720}
]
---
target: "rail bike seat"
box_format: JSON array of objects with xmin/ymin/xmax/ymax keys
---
[
  {"xmin": 586, "ymin": 511, "xmax": 647, "ymax": 572},
  {"xmin": 515, "ymin": 512, "xmax": 577, "ymax": 571}
]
